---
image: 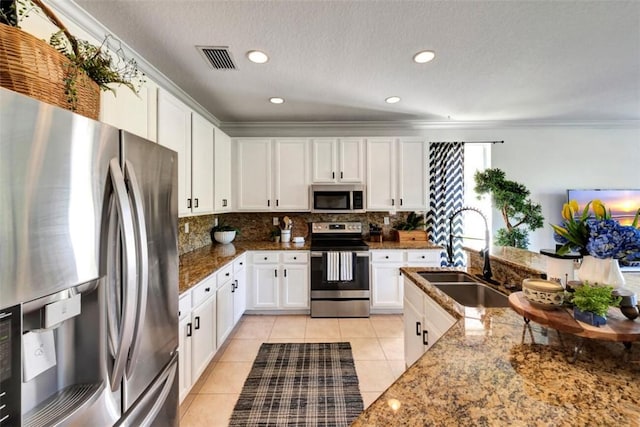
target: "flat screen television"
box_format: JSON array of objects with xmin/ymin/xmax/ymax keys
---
[{"xmin": 567, "ymin": 189, "xmax": 640, "ymax": 226}]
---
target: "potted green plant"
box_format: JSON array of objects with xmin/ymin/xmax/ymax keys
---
[
  {"xmin": 210, "ymin": 222, "xmax": 240, "ymax": 244},
  {"xmin": 269, "ymin": 228, "xmax": 281, "ymax": 243},
  {"xmin": 393, "ymin": 212, "xmax": 427, "ymax": 242},
  {"xmin": 474, "ymin": 168, "xmax": 544, "ymax": 249},
  {"xmin": 569, "ymin": 283, "xmax": 621, "ymax": 326},
  {"xmin": 0, "ymin": 0, "xmax": 143, "ymax": 118}
]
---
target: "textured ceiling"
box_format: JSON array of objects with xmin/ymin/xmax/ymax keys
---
[{"xmin": 75, "ymin": 0, "xmax": 640, "ymax": 124}]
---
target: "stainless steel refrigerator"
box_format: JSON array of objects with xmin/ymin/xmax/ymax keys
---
[{"xmin": 0, "ymin": 88, "xmax": 179, "ymax": 426}]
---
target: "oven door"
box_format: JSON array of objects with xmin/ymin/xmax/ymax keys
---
[{"xmin": 310, "ymin": 252, "xmax": 370, "ymax": 292}]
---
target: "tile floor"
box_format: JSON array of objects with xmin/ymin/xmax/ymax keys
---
[{"xmin": 179, "ymin": 314, "xmax": 405, "ymax": 427}]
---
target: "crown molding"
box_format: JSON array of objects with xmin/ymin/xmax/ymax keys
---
[
  {"xmin": 50, "ymin": 1, "xmax": 222, "ymax": 127},
  {"xmin": 220, "ymin": 119, "xmax": 640, "ymax": 137}
]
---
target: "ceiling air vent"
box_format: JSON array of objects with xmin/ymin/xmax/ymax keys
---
[{"xmin": 197, "ymin": 46, "xmax": 236, "ymax": 70}]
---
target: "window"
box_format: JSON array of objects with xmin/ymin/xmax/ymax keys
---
[{"xmin": 462, "ymin": 144, "xmax": 491, "ymax": 251}]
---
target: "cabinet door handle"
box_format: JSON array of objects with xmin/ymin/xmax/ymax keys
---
[
  {"xmin": 194, "ymin": 198, "xmax": 199, "ymax": 208},
  {"xmin": 187, "ymin": 198, "xmax": 192, "ymax": 208},
  {"xmin": 284, "ymin": 269, "xmax": 287, "ymax": 277},
  {"xmin": 398, "ymin": 270, "xmax": 402, "ymax": 276},
  {"xmin": 187, "ymin": 322, "xmax": 192, "ymax": 337},
  {"xmin": 416, "ymin": 321, "xmax": 421, "ymax": 336},
  {"xmin": 276, "ymin": 199, "xmax": 279, "ymax": 207},
  {"xmin": 423, "ymin": 330, "xmax": 429, "ymax": 346},
  {"xmin": 332, "ymin": 171, "xmax": 335, "ymax": 179},
  {"xmin": 194, "ymin": 316, "xmax": 200, "ymax": 330},
  {"xmin": 225, "ymin": 272, "xmax": 230, "ymax": 277},
  {"xmin": 275, "ymin": 269, "xmax": 278, "ymax": 277},
  {"xmin": 240, "ymin": 262, "xmax": 243, "ymax": 266},
  {"xmin": 222, "ymin": 199, "xmax": 227, "ymax": 207},
  {"xmin": 340, "ymin": 171, "xmax": 343, "ymax": 179},
  {"xmin": 231, "ymin": 283, "xmax": 235, "ymax": 293},
  {"xmin": 391, "ymin": 198, "xmax": 395, "ymax": 206},
  {"xmin": 400, "ymin": 198, "xmax": 403, "ymax": 206},
  {"xmin": 234, "ymin": 279, "xmax": 238, "ymax": 289}
]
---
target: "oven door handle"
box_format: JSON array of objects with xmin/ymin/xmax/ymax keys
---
[{"xmin": 311, "ymin": 251, "xmax": 369, "ymax": 257}]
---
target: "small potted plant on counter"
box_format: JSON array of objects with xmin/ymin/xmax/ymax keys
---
[
  {"xmin": 569, "ymin": 283, "xmax": 621, "ymax": 326},
  {"xmin": 210, "ymin": 222, "xmax": 240, "ymax": 244},
  {"xmin": 393, "ymin": 212, "xmax": 427, "ymax": 242}
]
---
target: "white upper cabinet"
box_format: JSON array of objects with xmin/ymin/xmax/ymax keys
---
[
  {"xmin": 311, "ymin": 138, "xmax": 364, "ymax": 183},
  {"xmin": 214, "ymin": 127, "xmax": 232, "ymax": 212},
  {"xmin": 398, "ymin": 138, "xmax": 428, "ymax": 210},
  {"xmin": 101, "ymin": 82, "xmax": 156, "ymax": 141},
  {"xmin": 157, "ymin": 89, "xmax": 192, "ymax": 216},
  {"xmin": 366, "ymin": 138, "xmax": 427, "ymax": 211},
  {"xmin": 235, "ymin": 139, "xmax": 273, "ymax": 211},
  {"xmin": 235, "ymin": 139, "xmax": 310, "ymax": 211},
  {"xmin": 366, "ymin": 138, "xmax": 397, "ymax": 210},
  {"xmin": 273, "ymin": 139, "xmax": 310, "ymax": 211},
  {"xmin": 191, "ymin": 113, "xmax": 215, "ymax": 214}
]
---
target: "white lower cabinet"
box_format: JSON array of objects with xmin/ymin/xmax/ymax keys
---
[
  {"xmin": 190, "ymin": 280, "xmax": 217, "ymax": 384},
  {"xmin": 403, "ymin": 278, "xmax": 456, "ymax": 368},
  {"xmin": 233, "ymin": 255, "xmax": 247, "ymax": 324},
  {"xmin": 216, "ymin": 266, "xmax": 235, "ymax": 345},
  {"xmin": 370, "ymin": 249, "xmax": 441, "ymax": 312},
  {"xmin": 250, "ymin": 251, "xmax": 309, "ymax": 311},
  {"xmin": 178, "ymin": 293, "xmax": 192, "ymax": 403}
]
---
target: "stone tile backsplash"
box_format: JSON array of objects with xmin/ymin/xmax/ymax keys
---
[{"xmin": 178, "ymin": 211, "xmax": 415, "ymax": 255}]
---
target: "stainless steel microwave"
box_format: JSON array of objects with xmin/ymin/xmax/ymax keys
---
[{"xmin": 310, "ymin": 184, "xmax": 366, "ymax": 213}]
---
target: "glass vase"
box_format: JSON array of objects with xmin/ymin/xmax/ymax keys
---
[{"xmin": 576, "ymin": 255, "xmax": 625, "ymax": 288}]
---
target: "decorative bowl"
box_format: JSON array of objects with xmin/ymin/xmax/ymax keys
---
[
  {"xmin": 213, "ymin": 230, "xmax": 236, "ymax": 244},
  {"xmin": 522, "ymin": 278, "xmax": 564, "ymax": 310}
]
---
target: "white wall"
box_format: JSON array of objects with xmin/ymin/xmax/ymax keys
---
[{"xmin": 490, "ymin": 127, "xmax": 640, "ymax": 251}]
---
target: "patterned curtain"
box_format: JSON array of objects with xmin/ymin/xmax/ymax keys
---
[{"xmin": 426, "ymin": 142, "xmax": 465, "ymax": 266}]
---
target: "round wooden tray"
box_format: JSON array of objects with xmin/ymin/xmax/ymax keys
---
[{"xmin": 508, "ymin": 292, "xmax": 640, "ymax": 343}]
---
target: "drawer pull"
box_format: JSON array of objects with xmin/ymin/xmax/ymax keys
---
[
  {"xmin": 187, "ymin": 322, "xmax": 192, "ymax": 337},
  {"xmin": 416, "ymin": 321, "xmax": 421, "ymax": 336},
  {"xmin": 194, "ymin": 316, "xmax": 200, "ymax": 330},
  {"xmin": 423, "ymin": 330, "xmax": 429, "ymax": 346},
  {"xmin": 205, "ymin": 287, "xmax": 210, "ymax": 292},
  {"xmin": 225, "ymin": 272, "xmax": 230, "ymax": 277}
]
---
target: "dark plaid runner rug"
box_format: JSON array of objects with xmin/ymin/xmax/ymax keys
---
[{"xmin": 229, "ymin": 342, "xmax": 364, "ymax": 426}]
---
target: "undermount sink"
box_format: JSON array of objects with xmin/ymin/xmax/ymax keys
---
[
  {"xmin": 418, "ymin": 272, "xmax": 479, "ymax": 283},
  {"xmin": 432, "ymin": 283, "xmax": 509, "ymax": 308},
  {"xmin": 418, "ymin": 271, "xmax": 509, "ymax": 308}
]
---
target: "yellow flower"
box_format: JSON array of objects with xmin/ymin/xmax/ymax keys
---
[
  {"xmin": 568, "ymin": 199, "xmax": 579, "ymax": 214},
  {"xmin": 592, "ymin": 199, "xmax": 606, "ymax": 219},
  {"xmin": 561, "ymin": 203, "xmax": 573, "ymax": 221}
]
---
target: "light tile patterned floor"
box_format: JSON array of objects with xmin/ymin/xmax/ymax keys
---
[{"xmin": 180, "ymin": 314, "xmax": 405, "ymax": 426}]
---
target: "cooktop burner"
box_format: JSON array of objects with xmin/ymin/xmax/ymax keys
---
[{"xmin": 310, "ymin": 222, "xmax": 369, "ymax": 251}]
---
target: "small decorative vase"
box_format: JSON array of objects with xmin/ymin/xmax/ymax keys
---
[
  {"xmin": 576, "ymin": 256, "xmax": 625, "ymax": 288},
  {"xmin": 573, "ymin": 307, "xmax": 607, "ymax": 326}
]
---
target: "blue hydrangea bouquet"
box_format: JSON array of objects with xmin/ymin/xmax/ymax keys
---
[{"xmin": 552, "ymin": 199, "xmax": 640, "ymax": 263}]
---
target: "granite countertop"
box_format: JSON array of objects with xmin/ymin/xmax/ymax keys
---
[
  {"xmin": 179, "ymin": 241, "xmax": 311, "ymax": 293},
  {"xmin": 179, "ymin": 240, "xmax": 441, "ymax": 294},
  {"xmin": 353, "ymin": 268, "xmax": 640, "ymax": 426}
]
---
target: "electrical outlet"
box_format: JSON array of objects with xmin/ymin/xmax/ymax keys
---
[
  {"xmin": 214, "ymin": 217, "xmax": 218, "ymax": 227},
  {"xmin": 383, "ymin": 217, "xmax": 390, "ymax": 225},
  {"xmin": 184, "ymin": 222, "xmax": 189, "ymax": 233},
  {"xmin": 273, "ymin": 217, "xmax": 279, "ymax": 226}
]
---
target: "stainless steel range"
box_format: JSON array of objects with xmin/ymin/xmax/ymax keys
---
[{"xmin": 310, "ymin": 222, "xmax": 370, "ymax": 317}]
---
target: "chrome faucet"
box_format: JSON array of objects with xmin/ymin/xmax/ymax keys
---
[{"xmin": 447, "ymin": 207, "xmax": 493, "ymax": 281}]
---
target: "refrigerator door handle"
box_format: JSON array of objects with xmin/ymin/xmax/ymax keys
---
[
  {"xmin": 108, "ymin": 158, "xmax": 138, "ymax": 391},
  {"xmin": 115, "ymin": 354, "xmax": 178, "ymax": 427},
  {"xmin": 124, "ymin": 160, "xmax": 149, "ymax": 378}
]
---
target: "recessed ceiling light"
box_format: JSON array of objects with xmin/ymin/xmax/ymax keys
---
[
  {"xmin": 247, "ymin": 50, "xmax": 269, "ymax": 63},
  {"xmin": 413, "ymin": 50, "xmax": 435, "ymax": 64},
  {"xmin": 385, "ymin": 96, "xmax": 401, "ymax": 104},
  {"xmin": 269, "ymin": 97, "xmax": 285, "ymax": 104}
]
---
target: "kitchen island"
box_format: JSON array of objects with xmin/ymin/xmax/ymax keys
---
[{"xmin": 353, "ymin": 253, "xmax": 640, "ymax": 426}]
